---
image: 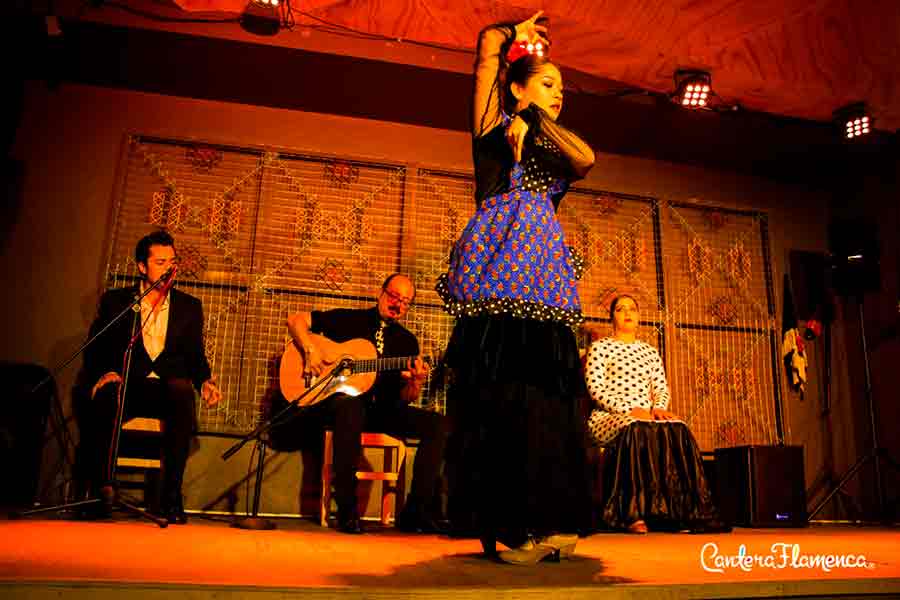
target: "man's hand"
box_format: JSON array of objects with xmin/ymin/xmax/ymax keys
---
[
  {"xmin": 401, "ymin": 356, "xmax": 430, "ymax": 384},
  {"xmin": 201, "ymin": 376, "xmax": 222, "ymax": 408},
  {"xmin": 651, "ymin": 407, "xmax": 679, "ymax": 421},
  {"xmin": 91, "ymin": 371, "xmax": 122, "ymax": 399},
  {"xmin": 399, "ymin": 357, "xmax": 429, "ymax": 404},
  {"xmin": 302, "ymin": 343, "xmax": 326, "ymax": 378}
]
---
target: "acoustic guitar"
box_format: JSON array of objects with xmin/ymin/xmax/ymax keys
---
[{"xmin": 278, "ymin": 333, "xmax": 430, "ymax": 406}]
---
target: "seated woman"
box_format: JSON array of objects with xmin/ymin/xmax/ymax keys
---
[{"xmin": 584, "ymin": 294, "xmax": 729, "ymax": 534}]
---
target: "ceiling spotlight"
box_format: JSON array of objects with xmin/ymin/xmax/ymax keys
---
[
  {"xmin": 241, "ymin": 0, "xmax": 281, "ymax": 36},
  {"xmin": 673, "ymin": 70, "xmax": 712, "ymax": 109},
  {"xmin": 834, "ymin": 102, "xmax": 873, "ymax": 140}
]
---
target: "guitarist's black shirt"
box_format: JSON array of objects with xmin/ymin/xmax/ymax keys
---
[{"xmin": 310, "ymin": 307, "xmax": 420, "ymax": 411}]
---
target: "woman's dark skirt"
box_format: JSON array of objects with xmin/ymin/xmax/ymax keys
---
[
  {"xmin": 443, "ymin": 314, "xmax": 592, "ymax": 547},
  {"xmin": 600, "ymin": 420, "xmax": 718, "ymax": 530}
]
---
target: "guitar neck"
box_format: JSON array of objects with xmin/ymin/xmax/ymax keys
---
[{"xmin": 351, "ymin": 355, "xmax": 418, "ymax": 374}]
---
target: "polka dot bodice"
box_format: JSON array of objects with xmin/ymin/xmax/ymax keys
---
[{"xmin": 584, "ymin": 337, "xmax": 679, "ymax": 445}]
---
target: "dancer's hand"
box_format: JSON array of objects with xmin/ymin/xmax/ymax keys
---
[
  {"xmin": 506, "ymin": 116, "xmax": 529, "ymax": 163},
  {"xmin": 514, "ymin": 10, "xmax": 549, "ymax": 48}
]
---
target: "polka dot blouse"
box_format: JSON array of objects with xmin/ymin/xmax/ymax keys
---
[{"xmin": 585, "ymin": 337, "xmax": 680, "ymax": 445}]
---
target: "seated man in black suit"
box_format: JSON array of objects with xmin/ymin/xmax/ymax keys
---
[
  {"xmin": 282, "ymin": 273, "xmax": 448, "ymax": 534},
  {"xmin": 80, "ymin": 230, "xmax": 221, "ymax": 523}
]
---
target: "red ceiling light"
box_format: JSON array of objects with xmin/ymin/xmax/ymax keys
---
[
  {"xmin": 674, "ymin": 70, "xmax": 712, "ymax": 109},
  {"xmin": 834, "ymin": 103, "xmax": 873, "ymax": 140}
]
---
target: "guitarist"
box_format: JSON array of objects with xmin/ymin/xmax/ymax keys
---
[{"xmin": 284, "ymin": 273, "xmax": 448, "ymax": 534}]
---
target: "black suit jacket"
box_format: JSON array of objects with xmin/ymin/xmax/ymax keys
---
[{"xmin": 83, "ymin": 286, "xmax": 212, "ymax": 392}]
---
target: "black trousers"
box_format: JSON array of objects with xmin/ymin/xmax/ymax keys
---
[
  {"xmin": 80, "ymin": 377, "xmax": 195, "ymax": 506},
  {"xmin": 276, "ymin": 394, "xmax": 448, "ymax": 518}
]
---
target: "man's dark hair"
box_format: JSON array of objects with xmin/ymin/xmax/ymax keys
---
[{"xmin": 135, "ymin": 230, "xmax": 175, "ymax": 266}]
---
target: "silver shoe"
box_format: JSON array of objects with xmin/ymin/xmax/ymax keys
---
[
  {"xmin": 538, "ymin": 533, "xmax": 578, "ymax": 560},
  {"xmin": 497, "ymin": 538, "xmax": 557, "ymax": 565}
]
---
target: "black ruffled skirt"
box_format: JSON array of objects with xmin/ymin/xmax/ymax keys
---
[
  {"xmin": 600, "ymin": 421, "xmax": 718, "ymax": 530},
  {"xmin": 443, "ymin": 314, "xmax": 591, "ymax": 546}
]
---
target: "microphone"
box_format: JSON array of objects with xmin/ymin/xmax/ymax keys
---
[{"xmin": 159, "ymin": 264, "xmax": 177, "ymax": 285}]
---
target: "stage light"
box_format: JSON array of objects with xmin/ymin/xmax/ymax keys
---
[
  {"xmin": 673, "ymin": 70, "xmax": 712, "ymax": 109},
  {"xmin": 241, "ymin": 0, "xmax": 281, "ymax": 36},
  {"xmin": 834, "ymin": 102, "xmax": 873, "ymax": 140}
]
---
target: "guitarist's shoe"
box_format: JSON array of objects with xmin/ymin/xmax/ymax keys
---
[{"xmin": 336, "ymin": 509, "xmax": 364, "ymax": 534}]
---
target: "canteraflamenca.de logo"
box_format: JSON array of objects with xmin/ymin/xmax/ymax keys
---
[{"xmin": 700, "ymin": 542, "xmax": 875, "ymax": 573}]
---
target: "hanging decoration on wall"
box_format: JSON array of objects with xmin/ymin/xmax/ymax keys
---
[
  {"xmin": 716, "ymin": 421, "xmax": 746, "ymax": 446},
  {"xmin": 727, "ymin": 240, "xmax": 752, "ymax": 286},
  {"xmin": 208, "ymin": 194, "xmax": 242, "ymax": 246},
  {"xmin": 593, "ymin": 192, "xmax": 622, "ymax": 216},
  {"xmin": 315, "ymin": 257, "xmax": 351, "ymax": 291},
  {"xmin": 710, "ymin": 295, "xmax": 738, "ymax": 324},
  {"xmin": 186, "ymin": 145, "xmax": 223, "ymax": 172},
  {"xmin": 572, "ymin": 221, "xmax": 594, "ymax": 272},
  {"xmin": 694, "ymin": 361, "xmax": 724, "ymax": 398},
  {"xmin": 616, "ymin": 230, "xmax": 647, "ymax": 275},
  {"xmin": 705, "ymin": 209, "xmax": 728, "ymax": 230},
  {"xmin": 344, "ymin": 204, "xmax": 373, "ymax": 257},
  {"xmin": 420, "ymin": 173, "xmax": 473, "ymax": 289},
  {"xmin": 731, "ymin": 367, "xmax": 755, "ymax": 401},
  {"xmin": 293, "ymin": 194, "xmax": 326, "ymax": 248},
  {"xmin": 174, "ymin": 243, "xmax": 207, "ymax": 280},
  {"xmin": 441, "ymin": 205, "xmax": 461, "ymax": 256},
  {"xmin": 324, "ymin": 160, "xmax": 360, "ymax": 188},
  {"xmin": 149, "ymin": 187, "xmax": 188, "ymax": 231},
  {"xmin": 687, "ymin": 237, "xmax": 713, "ymax": 282}
]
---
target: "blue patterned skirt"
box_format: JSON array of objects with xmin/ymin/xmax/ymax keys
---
[{"xmin": 437, "ymin": 185, "xmax": 583, "ymax": 327}]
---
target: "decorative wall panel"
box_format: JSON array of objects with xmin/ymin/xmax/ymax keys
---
[{"xmin": 106, "ymin": 136, "xmax": 782, "ymax": 449}]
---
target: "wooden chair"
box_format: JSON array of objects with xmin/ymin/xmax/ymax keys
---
[
  {"xmin": 320, "ymin": 430, "xmax": 407, "ymax": 527},
  {"xmin": 115, "ymin": 417, "xmax": 164, "ymax": 509}
]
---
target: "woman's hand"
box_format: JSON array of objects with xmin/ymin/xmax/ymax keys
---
[
  {"xmin": 629, "ymin": 407, "xmax": 652, "ymax": 420},
  {"xmin": 651, "ymin": 408, "xmax": 679, "ymax": 421},
  {"xmin": 506, "ymin": 115, "xmax": 529, "ymax": 162},
  {"xmin": 514, "ymin": 10, "xmax": 549, "ymax": 48}
]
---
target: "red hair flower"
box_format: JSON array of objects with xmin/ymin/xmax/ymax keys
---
[{"xmin": 506, "ymin": 40, "xmax": 546, "ymax": 63}]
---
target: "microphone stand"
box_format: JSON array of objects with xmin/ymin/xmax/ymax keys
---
[
  {"xmin": 14, "ymin": 270, "xmax": 176, "ymax": 527},
  {"xmin": 224, "ymin": 358, "xmax": 353, "ymax": 530}
]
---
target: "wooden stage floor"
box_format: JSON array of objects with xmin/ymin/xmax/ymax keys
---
[{"xmin": 1, "ymin": 513, "xmax": 899, "ymax": 599}]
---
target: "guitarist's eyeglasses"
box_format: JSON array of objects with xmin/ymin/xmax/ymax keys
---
[{"xmin": 383, "ymin": 288, "xmax": 413, "ymax": 308}]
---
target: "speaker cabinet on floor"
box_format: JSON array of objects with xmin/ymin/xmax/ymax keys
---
[{"xmin": 714, "ymin": 445, "xmax": 806, "ymax": 527}]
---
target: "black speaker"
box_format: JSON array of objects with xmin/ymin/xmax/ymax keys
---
[
  {"xmin": 0, "ymin": 362, "xmax": 53, "ymax": 507},
  {"xmin": 788, "ymin": 250, "xmax": 834, "ymax": 323},
  {"xmin": 828, "ymin": 219, "xmax": 881, "ymax": 296},
  {"xmin": 714, "ymin": 445, "xmax": 806, "ymax": 527}
]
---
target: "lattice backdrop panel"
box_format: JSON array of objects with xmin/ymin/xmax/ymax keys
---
[{"xmin": 104, "ymin": 135, "xmax": 783, "ymax": 449}]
